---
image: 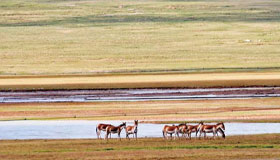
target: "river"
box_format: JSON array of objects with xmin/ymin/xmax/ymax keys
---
[{"xmin": 0, "ymin": 120, "xmax": 279, "ymax": 140}]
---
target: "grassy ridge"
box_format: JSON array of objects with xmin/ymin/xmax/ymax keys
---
[
  {"xmin": 0, "ymin": 0, "xmax": 280, "ymax": 75},
  {"xmin": 1, "ymin": 134, "xmax": 280, "ymax": 160}
]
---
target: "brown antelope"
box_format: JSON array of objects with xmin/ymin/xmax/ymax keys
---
[
  {"xmin": 177, "ymin": 123, "xmax": 187, "ymax": 138},
  {"xmin": 126, "ymin": 120, "xmax": 138, "ymax": 140},
  {"xmin": 185, "ymin": 122, "xmax": 204, "ymax": 139},
  {"xmin": 176, "ymin": 122, "xmax": 204, "ymax": 139},
  {"xmin": 199, "ymin": 122, "xmax": 225, "ymax": 139},
  {"xmin": 105, "ymin": 122, "xmax": 126, "ymax": 141},
  {"xmin": 96, "ymin": 123, "xmax": 112, "ymax": 139},
  {"xmin": 162, "ymin": 125, "xmax": 179, "ymax": 140}
]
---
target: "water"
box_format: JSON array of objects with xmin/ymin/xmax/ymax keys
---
[
  {"xmin": 1, "ymin": 87, "xmax": 280, "ymax": 103},
  {"xmin": 0, "ymin": 120, "xmax": 279, "ymax": 140}
]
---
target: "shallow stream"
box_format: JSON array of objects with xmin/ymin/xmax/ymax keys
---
[{"xmin": 0, "ymin": 120, "xmax": 279, "ymax": 140}]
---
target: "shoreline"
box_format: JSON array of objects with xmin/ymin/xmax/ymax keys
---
[{"xmin": 1, "ymin": 98, "xmax": 280, "ymax": 121}]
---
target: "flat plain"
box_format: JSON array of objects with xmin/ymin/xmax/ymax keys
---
[
  {"xmin": 1, "ymin": 0, "xmax": 280, "ymax": 159},
  {"xmin": 0, "ymin": 0, "xmax": 280, "ymax": 75}
]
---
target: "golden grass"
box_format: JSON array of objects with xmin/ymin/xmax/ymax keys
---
[
  {"xmin": 1, "ymin": 98, "xmax": 280, "ymax": 122},
  {"xmin": 1, "ymin": 72, "xmax": 280, "ymax": 90},
  {"xmin": 0, "ymin": 0, "xmax": 280, "ymax": 75},
  {"xmin": 0, "ymin": 134, "xmax": 280, "ymax": 160}
]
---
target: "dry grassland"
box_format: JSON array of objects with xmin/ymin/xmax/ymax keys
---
[
  {"xmin": 0, "ymin": 0, "xmax": 280, "ymax": 75},
  {"xmin": 0, "ymin": 134, "xmax": 280, "ymax": 160}
]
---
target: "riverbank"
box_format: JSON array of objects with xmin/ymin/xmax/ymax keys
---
[
  {"xmin": 1, "ymin": 98, "xmax": 280, "ymax": 122},
  {"xmin": 1, "ymin": 72, "xmax": 280, "ymax": 91},
  {"xmin": 1, "ymin": 134, "xmax": 279, "ymax": 160}
]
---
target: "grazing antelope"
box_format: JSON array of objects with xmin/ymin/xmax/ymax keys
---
[
  {"xmin": 96, "ymin": 123, "xmax": 112, "ymax": 139},
  {"xmin": 162, "ymin": 125, "xmax": 179, "ymax": 140},
  {"xmin": 199, "ymin": 122, "xmax": 225, "ymax": 139},
  {"xmin": 126, "ymin": 120, "xmax": 138, "ymax": 140},
  {"xmin": 216, "ymin": 128, "xmax": 226, "ymax": 138},
  {"xmin": 105, "ymin": 122, "xmax": 126, "ymax": 141}
]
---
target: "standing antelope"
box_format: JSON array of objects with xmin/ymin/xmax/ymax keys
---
[
  {"xmin": 162, "ymin": 125, "xmax": 179, "ymax": 140},
  {"xmin": 126, "ymin": 120, "xmax": 138, "ymax": 140},
  {"xmin": 177, "ymin": 123, "xmax": 187, "ymax": 138},
  {"xmin": 96, "ymin": 123, "xmax": 112, "ymax": 139},
  {"xmin": 105, "ymin": 122, "xmax": 126, "ymax": 141},
  {"xmin": 185, "ymin": 122, "xmax": 204, "ymax": 139},
  {"xmin": 199, "ymin": 122, "xmax": 225, "ymax": 139}
]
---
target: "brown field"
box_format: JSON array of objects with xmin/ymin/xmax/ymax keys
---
[
  {"xmin": 1, "ymin": 72, "xmax": 280, "ymax": 90},
  {"xmin": 0, "ymin": 134, "xmax": 280, "ymax": 160},
  {"xmin": 1, "ymin": 98, "xmax": 280, "ymax": 122}
]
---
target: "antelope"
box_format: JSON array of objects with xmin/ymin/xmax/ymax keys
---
[
  {"xmin": 105, "ymin": 122, "xmax": 126, "ymax": 141},
  {"xmin": 162, "ymin": 125, "xmax": 179, "ymax": 140},
  {"xmin": 199, "ymin": 122, "xmax": 225, "ymax": 139},
  {"xmin": 185, "ymin": 122, "xmax": 204, "ymax": 139},
  {"xmin": 177, "ymin": 123, "xmax": 188, "ymax": 138},
  {"xmin": 96, "ymin": 123, "xmax": 112, "ymax": 139},
  {"xmin": 216, "ymin": 128, "xmax": 226, "ymax": 138},
  {"xmin": 126, "ymin": 120, "xmax": 138, "ymax": 140},
  {"xmin": 177, "ymin": 122, "xmax": 203, "ymax": 139}
]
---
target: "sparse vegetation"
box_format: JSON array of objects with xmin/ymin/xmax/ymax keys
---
[
  {"xmin": 0, "ymin": 0, "xmax": 280, "ymax": 75},
  {"xmin": 1, "ymin": 134, "xmax": 280, "ymax": 160}
]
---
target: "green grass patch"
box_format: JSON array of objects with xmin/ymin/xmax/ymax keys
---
[
  {"xmin": 103, "ymin": 148, "xmax": 114, "ymax": 151},
  {"xmin": 234, "ymin": 145, "xmax": 275, "ymax": 149}
]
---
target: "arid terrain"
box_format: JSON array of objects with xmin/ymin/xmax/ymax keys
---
[{"xmin": 1, "ymin": 135, "xmax": 280, "ymax": 160}]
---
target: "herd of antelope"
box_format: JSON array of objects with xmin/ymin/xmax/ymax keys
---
[
  {"xmin": 96, "ymin": 120, "xmax": 225, "ymax": 140},
  {"xmin": 96, "ymin": 120, "xmax": 138, "ymax": 140}
]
